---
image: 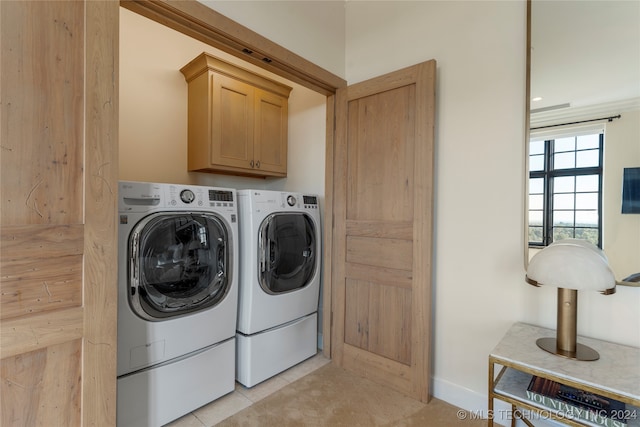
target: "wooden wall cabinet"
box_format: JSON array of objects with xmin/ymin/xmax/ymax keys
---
[{"xmin": 181, "ymin": 53, "xmax": 292, "ymax": 178}]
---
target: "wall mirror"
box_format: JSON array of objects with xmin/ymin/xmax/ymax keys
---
[{"xmin": 525, "ymin": 0, "xmax": 640, "ymax": 285}]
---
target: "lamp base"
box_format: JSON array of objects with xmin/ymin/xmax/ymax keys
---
[{"xmin": 536, "ymin": 337, "xmax": 600, "ymax": 361}]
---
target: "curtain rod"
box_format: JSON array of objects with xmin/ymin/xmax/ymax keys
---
[{"xmin": 531, "ymin": 114, "xmax": 621, "ymax": 131}]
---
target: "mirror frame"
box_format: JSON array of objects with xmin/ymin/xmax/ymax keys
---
[{"xmin": 523, "ymin": 0, "xmax": 531, "ymax": 271}]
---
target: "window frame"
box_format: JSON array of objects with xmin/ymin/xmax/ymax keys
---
[{"xmin": 528, "ymin": 132, "xmax": 604, "ymax": 248}]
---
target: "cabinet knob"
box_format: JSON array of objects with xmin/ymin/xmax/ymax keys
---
[
  {"xmin": 250, "ymin": 160, "xmax": 254, "ymax": 168},
  {"xmin": 256, "ymin": 160, "xmax": 260, "ymax": 168}
]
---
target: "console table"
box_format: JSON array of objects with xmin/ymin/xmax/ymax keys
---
[{"xmin": 489, "ymin": 323, "xmax": 640, "ymax": 427}]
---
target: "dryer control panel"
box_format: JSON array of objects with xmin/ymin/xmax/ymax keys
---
[
  {"xmin": 237, "ymin": 189, "xmax": 320, "ymax": 215},
  {"xmin": 302, "ymin": 195, "xmax": 318, "ymax": 208}
]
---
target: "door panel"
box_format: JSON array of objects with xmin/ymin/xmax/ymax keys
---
[
  {"xmin": 0, "ymin": 340, "xmax": 82, "ymax": 426},
  {"xmin": 0, "ymin": 225, "xmax": 83, "ymax": 319},
  {"xmin": 346, "ymin": 85, "xmax": 415, "ymax": 222},
  {"xmin": 0, "ymin": 1, "xmax": 84, "ymax": 227},
  {"xmin": 344, "ymin": 279, "xmax": 412, "ymax": 364},
  {"xmin": 346, "ymin": 236, "xmax": 413, "ymax": 271},
  {"xmin": 332, "ymin": 61, "xmax": 435, "ymax": 402}
]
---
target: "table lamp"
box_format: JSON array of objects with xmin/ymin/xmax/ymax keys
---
[{"xmin": 525, "ymin": 239, "xmax": 616, "ymax": 361}]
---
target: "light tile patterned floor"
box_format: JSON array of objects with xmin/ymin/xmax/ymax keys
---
[{"xmin": 165, "ymin": 353, "xmax": 331, "ymax": 427}]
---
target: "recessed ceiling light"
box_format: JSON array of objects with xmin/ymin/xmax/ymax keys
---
[{"xmin": 532, "ymin": 97, "xmax": 543, "ymax": 102}]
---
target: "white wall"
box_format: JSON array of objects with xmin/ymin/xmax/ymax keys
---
[{"xmin": 199, "ymin": 0, "xmax": 346, "ymax": 79}]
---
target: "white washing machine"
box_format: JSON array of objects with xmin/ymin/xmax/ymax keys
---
[
  {"xmin": 236, "ymin": 189, "xmax": 321, "ymax": 387},
  {"xmin": 116, "ymin": 181, "xmax": 238, "ymax": 427}
]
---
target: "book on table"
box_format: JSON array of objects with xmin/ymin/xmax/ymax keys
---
[{"xmin": 526, "ymin": 376, "xmax": 629, "ymax": 427}]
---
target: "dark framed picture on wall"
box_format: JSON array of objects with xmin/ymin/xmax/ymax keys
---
[{"xmin": 622, "ymin": 167, "xmax": 640, "ymax": 214}]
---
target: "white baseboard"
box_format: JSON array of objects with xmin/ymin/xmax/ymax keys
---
[{"xmin": 432, "ymin": 376, "xmax": 563, "ymax": 427}]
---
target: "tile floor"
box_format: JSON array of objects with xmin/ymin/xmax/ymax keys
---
[{"xmin": 165, "ymin": 352, "xmax": 331, "ymax": 427}]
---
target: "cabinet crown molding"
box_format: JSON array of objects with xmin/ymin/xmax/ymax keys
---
[{"xmin": 180, "ymin": 52, "xmax": 292, "ymax": 98}]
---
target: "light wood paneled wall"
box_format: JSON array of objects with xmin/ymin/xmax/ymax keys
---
[{"xmin": 0, "ymin": 1, "xmax": 118, "ymax": 425}]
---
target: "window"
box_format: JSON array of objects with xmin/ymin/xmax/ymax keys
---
[{"xmin": 528, "ymin": 129, "xmax": 603, "ymax": 248}]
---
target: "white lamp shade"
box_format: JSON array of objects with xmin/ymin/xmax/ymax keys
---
[{"xmin": 527, "ymin": 239, "xmax": 616, "ymax": 292}]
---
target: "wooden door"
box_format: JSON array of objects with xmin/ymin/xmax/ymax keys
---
[
  {"xmin": 331, "ymin": 60, "xmax": 436, "ymax": 402},
  {"xmin": 0, "ymin": 1, "xmax": 118, "ymax": 425},
  {"xmin": 254, "ymin": 88, "xmax": 288, "ymax": 175}
]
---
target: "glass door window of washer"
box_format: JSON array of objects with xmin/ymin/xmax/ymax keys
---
[
  {"xmin": 259, "ymin": 213, "xmax": 317, "ymax": 294},
  {"xmin": 129, "ymin": 213, "xmax": 230, "ymax": 320}
]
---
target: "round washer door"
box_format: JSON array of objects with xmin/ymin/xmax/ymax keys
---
[
  {"xmin": 258, "ymin": 212, "xmax": 317, "ymax": 294},
  {"xmin": 128, "ymin": 212, "xmax": 231, "ymax": 320}
]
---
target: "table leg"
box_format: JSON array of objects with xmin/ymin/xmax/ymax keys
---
[{"xmin": 488, "ymin": 360, "xmax": 494, "ymax": 427}]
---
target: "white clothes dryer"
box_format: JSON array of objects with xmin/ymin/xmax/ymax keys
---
[
  {"xmin": 116, "ymin": 181, "xmax": 238, "ymax": 427},
  {"xmin": 236, "ymin": 189, "xmax": 321, "ymax": 387}
]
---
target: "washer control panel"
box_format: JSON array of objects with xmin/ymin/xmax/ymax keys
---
[{"xmin": 119, "ymin": 181, "xmax": 236, "ymax": 213}]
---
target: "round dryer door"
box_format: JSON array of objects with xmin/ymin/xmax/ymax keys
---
[
  {"xmin": 128, "ymin": 212, "xmax": 230, "ymax": 320},
  {"xmin": 258, "ymin": 212, "xmax": 317, "ymax": 294}
]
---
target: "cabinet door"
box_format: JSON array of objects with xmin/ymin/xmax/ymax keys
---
[
  {"xmin": 211, "ymin": 73, "xmax": 255, "ymax": 170},
  {"xmin": 253, "ymin": 88, "xmax": 288, "ymax": 175}
]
